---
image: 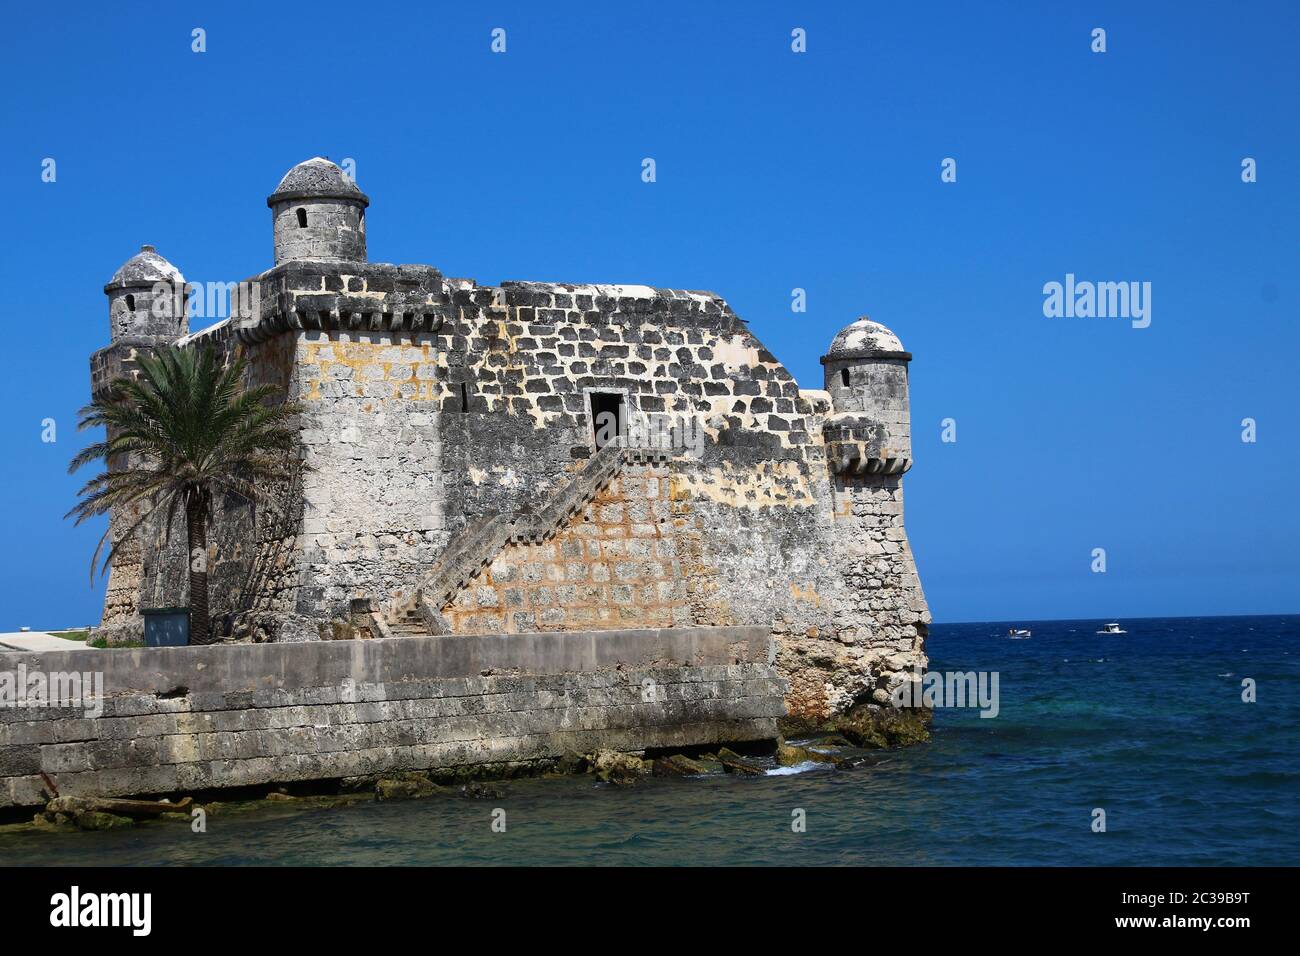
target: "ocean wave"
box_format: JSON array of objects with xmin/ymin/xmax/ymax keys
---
[{"xmin": 766, "ymin": 761, "xmax": 833, "ymax": 777}]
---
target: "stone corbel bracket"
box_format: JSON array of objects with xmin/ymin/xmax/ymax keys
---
[
  {"xmin": 235, "ymin": 262, "xmax": 449, "ymax": 345},
  {"xmin": 823, "ymin": 418, "xmax": 911, "ymax": 476}
]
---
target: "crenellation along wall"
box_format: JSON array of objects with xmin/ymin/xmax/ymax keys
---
[{"xmin": 0, "ymin": 626, "xmax": 783, "ymax": 808}]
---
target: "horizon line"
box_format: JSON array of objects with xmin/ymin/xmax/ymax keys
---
[{"xmin": 935, "ymin": 612, "xmax": 1299, "ymax": 627}]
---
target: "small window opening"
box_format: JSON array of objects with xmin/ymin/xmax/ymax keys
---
[
  {"xmin": 459, "ymin": 381, "xmax": 470, "ymax": 413},
  {"xmin": 841, "ymin": 368, "xmax": 850, "ymax": 387},
  {"xmin": 125, "ymin": 294, "xmax": 136, "ymax": 312},
  {"xmin": 296, "ymin": 208, "xmax": 308, "ymax": 228},
  {"xmin": 589, "ymin": 392, "xmax": 626, "ymax": 450}
]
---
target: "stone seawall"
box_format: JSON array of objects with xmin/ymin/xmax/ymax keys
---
[{"xmin": 0, "ymin": 626, "xmax": 784, "ymax": 809}]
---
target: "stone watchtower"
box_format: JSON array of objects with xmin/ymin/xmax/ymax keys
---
[
  {"xmin": 93, "ymin": 244, "xmax": 189, "ymax": 398},
  {"xmin": 821, "ymin": 317, "xmax": 912, "ymax": 474},
  {"xmin": 102, "ymin": 245, "xmax": 188, "ymax": 347},
  {"xmin": 267, "ymin": 157, "xmax": 368, "ymax": 264},
  {"xmin": 820, "ymin": 317, "xmax": 929, "ymax": 707},
  {"xmin": 90, "ymin": 245, "xmax": 190, "ymax": 642}
]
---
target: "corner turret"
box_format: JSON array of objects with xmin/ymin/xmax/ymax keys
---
[
  {"xmin": 268, "ymin": 158, "xmax": 368, "ymax": 264},
  {"xmin": 819, "ymin": 315, "xmax": 929, "ymax": 711},
  {"xmin": 821, "ymin": 317, "xmax": 912, "ymax": 475},
  {"xmin": 103, "ymin": 245, "xmax": 188, "ymax": 342}
]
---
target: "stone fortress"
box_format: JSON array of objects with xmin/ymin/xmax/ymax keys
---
[{"xmin": 92, "ymin": 158, "xmax": 930, "ymax": 722}]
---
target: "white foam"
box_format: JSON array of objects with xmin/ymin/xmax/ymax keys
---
[{"xmin": 765, "ymin": 761, "xmax": 831, "ymax": 777}]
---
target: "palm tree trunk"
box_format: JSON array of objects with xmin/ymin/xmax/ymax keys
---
[{"xmin": 186, "ymin": 494, "xmax": 211, "ymax": 646}]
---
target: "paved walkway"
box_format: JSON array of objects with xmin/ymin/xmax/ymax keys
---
[{"xmin": 0, "ymin": 631, "xmax": 83, "ymax": 652}]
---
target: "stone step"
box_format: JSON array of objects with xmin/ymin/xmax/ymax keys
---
[{"xmin": 387, "ymin": 443, "xmax": 671, "ymax": 635}]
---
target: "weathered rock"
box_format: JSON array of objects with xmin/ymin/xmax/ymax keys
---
[
  {"xmin": 780, "ymin": 706, "xmax": 931, "ymax": 751},
  {"xmin": 72, "ymin": 810, "xmax": 134, "ymax": 830},
  {"xmin": 775, "ymin": 742, "xmax": 837, "ymax": 767},
  {"xmin": 651, "ymin": 754, "xmax": 710, "ymax": 777},
  {"xmin": 717, "ymin": 747, "xmax": 765, "ymax": 776},
  {"xmin": 833, "ymin": 707, "xmax": 931, "ymax": 749},
  {"xmin": 587, "ymin": 749, "xmax": 648, "ymax": 785},
  {"xmin": 835, "ymin": 752, "xmax": 887, "ymax": 770},
  {"xmin": 427, "ymin": 763, "xmax": 514, "ymax": 786},
  {"xmin": 46, "ymin": 795, "xmax": 192, "ymax": 820},
  {"xmin": 375, "ymin": 772, "xmax": 438, "ymax": 801},
  {"xmin": 32, "ymin": 812, "xmax": 76, "ymax": 832},
  {"xmin": 554, "ymin": 752, "xmax": 586, "ymax": 775},
  {"xmin": 191, "ymin": 792, "xmax": 369, "ymax": 818},
  {"xmin": 458, "ymin": 783, "xmax": 504, "ymax": 800},
  {"xmin": 199, "ymin": 801, "xmax": 265, "ymax": 817}
]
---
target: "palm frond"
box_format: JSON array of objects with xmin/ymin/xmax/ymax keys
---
[{"xmin": 68, "ymin": 343, "xmax": 299, "ymax": 582}]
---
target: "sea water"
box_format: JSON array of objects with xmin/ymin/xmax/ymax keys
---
[{"xmin": 3, "ymin": 615, "xmax": 1295, "ymax": 866}]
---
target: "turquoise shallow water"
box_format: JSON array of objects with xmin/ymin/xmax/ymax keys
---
[{"xmin": 2, "ymin": 614, "xmax": 1297, "ymax": 866}]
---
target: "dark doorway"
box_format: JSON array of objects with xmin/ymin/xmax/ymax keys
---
[{"xmin": 589, "ymin": 392, "xmax": 625, "ymax": 449}]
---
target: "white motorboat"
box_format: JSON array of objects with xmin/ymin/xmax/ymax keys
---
[
  {"xmin": 1007, "ymin": 628, "xmax": 1032, "ymax": 639},
  {"xmin": 1096, "ymin": 622, "xmax": 1127, "ymax": 635}
]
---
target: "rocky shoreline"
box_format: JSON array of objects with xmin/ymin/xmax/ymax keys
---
[{"xmin": 1, "ymin": 705, "xmax": 931, "ymax": 835}]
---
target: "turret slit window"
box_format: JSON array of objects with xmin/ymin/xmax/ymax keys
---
[
  {"xmin": 460, "ymin": 381, "xmax": 470, "ymax": 413},
  {"xmin": 841, "ymin": 368, "xmax": 850, "ymax": 387},
  {"xmin": 125, "ymin": 294, "xmax": 135, "ymax": 313},
  {"xmin": 296, "ymin": 208, "xmax": 307, "ymax": 228}
]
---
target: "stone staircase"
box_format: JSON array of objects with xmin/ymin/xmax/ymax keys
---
[
  {"xmin": 386, "ymin": 604, "xmax": 434, "ymax": 637},
  {"xmin": 384, "ymin": 440, "xmax": 668, "ymax": 636}
]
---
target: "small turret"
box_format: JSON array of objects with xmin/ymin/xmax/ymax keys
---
[
  {"xmin": 821, "ymin": 317, "xmax": 912, "ymax": 475},
  {"xmin": 268, "ymin": 157, "xmax": 368, "ymax": 264},
  {"xmin": 103, "ymin": 245, "xmax": 188, "ymax": 341}
]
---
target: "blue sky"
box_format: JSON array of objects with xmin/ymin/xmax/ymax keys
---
[{"xmin": 1, "ymin": 1, "xmax": 1296, "ymax": 628}]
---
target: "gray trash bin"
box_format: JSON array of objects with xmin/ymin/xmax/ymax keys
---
[{"xmin": 142, "ymin": 607, "xmax": 190, "ymax": 647}]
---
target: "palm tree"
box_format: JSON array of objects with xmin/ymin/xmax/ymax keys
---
[{"xmin": 68, "ymin": 345, "xmax": 297, "ymax": 645}]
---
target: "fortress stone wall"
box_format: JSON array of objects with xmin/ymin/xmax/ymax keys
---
[
  {"xmin": 0, "ymin": 627, "xmax": 782, "ymax": 809},
  {"xmin": 89, "ymin": 158, "xmax": 930, "ymax": 721}
]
